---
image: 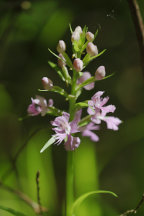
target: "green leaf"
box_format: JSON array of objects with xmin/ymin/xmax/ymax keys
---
[
  {"xmin": 72, "ymin": 190, "xmax": 117, "ymax": 214},
  {"xmin": 40, "ymin": 136, "xmax": 56, "ymax": 153},
  {"xmin": 76, "ymin": 76, "xmax": 95, "ymax": 91},
  {"xmin": 83, "ymin": 49, "xmax": 107, "ymax": 67},
  {"xmin": 94, "ymin": 29, "xmax": 98, "ymax": 40},
  {"xmin": 48, "ymin": 48, "xmax": 61, "ymax": 59},
  {"xmin": 62, "ymin": 52, "xmax": 73, "ymax": 68},
  {"xmin": 90, "ymin": 49, "xmax": 107, "ymax": 61},
  {"xmin": 75, "ymin": 101, "xmax": 88, "ymax": 109},
  {"xmin": 0, "ymin": 205, "xmax": 27, "ymax": 216},
  {"xmin": 78, "ymin": 115, "xmax": 91, "ymax": 127},
  {"xmin": 69, "ymin": 23, "xmax": 73, "ymax": 33},
  {"xmin": 48, "ymin": 61, "xmax": 65, "ymax": 81},
  {"xmin": 38, "ymin": 85, "xmax": 69, "ymax": 98}
]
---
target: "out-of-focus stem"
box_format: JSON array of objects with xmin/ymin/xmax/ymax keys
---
[
  {"xmin": 128, "ymin": 0, "xmax": 144, "ymax": 76},
  {"xmin": 66, "ymin": 151, "xmax": 74, "ymax": 216}
]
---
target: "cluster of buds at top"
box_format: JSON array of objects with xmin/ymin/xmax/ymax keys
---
[{"xmin": 27, "ymin": 25, "xmax": 122, "ymax": 152}]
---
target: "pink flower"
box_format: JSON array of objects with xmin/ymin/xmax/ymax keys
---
[
  {"xmin": 64, "ymin": 136, "xmax": 80, "ymax": 151},
  {"xmin": 51, "ymin": 110, "xmax": 82, "ymax": 150},
  {"xmin": 87, "ymin": 91, "xmax": 122, "ymax": 130},
  {"xmin": 79, "ymin": 123, "xmax": 100, "ymax": 142},
  {"xmin": 77, "ymin": 72, "xmax": 94, "ymax": 90},
  {"xmin": 27, "ymin": 96, "xmax": 53, "ymax": 117}
]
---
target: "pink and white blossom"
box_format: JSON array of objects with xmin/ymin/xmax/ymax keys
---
[
  {"xmin": 51, "ymin": 110, "xmax": 81, "ymax": 150},
  {"xmin": 87, "ymin": 91, "xmax": 122, "ymax": 130},
  {"xmin": 27, "ymin": 96, "xmax": 53, "ymax": 117},
  {"xmin": 79, "ymin": 123, "xmax": 100, "ymax": 142}
]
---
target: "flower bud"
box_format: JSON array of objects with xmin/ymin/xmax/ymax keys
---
[
  {"xmin": 42, "ymin": 77, "xmax": 53, "ymax": 90},
  {"xmin": 71, "ymin": 31, "xmax": 80, "ymax": 42},
  {"xmin": 73, "ymin": 58, "xmax": 83, "ymax": 72},
  {"xmin": 75, "ymin": 26, "xmax": 82, "ymax": 34},
  {"xmin": 57, "ymin": 40, "xmax": 66, "ymax": 53},
  {"xmin": 86, "ymin": 42, "xmax": 98, "ymax": 56},
  {"xmin": 95, "ymin": 66, "xmax": 106, "ymax": 80},
  {"xmin": 58, "ymin": 53, "xmax": 66, "ymax": 68},
  {"xmin": 86, "ymin": 31, "xmax": 94, "ymax": 41},
  {"xmin": 77, "ymin": 72, "xmax": 94, "ymax": 90}
]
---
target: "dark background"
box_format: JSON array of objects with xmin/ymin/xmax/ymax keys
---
[{"xmin": 0, "ymin": 0, "xmax": 144, "ymax": 215}]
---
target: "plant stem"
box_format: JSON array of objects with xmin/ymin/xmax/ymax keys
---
[
  {"xmin": 66, "ymin": 70, "xmax": 77, "ymax": 216},
  {"xmin": 66, "ymin": 151, "xmax": 74, "ymax": 216}
]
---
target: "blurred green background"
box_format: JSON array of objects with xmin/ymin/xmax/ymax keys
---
[{"xmin": 0, "ymin": 0, "xmax": 144, "ymax": 215}]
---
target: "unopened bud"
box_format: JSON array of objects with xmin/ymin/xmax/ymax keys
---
[
  {"xmin": 57, "ymin": 40, "xmax": 66, "ymax": 53},
  {"xmin": 71, "ymin": 31, "xmax": 80, "ymax": 42},
  {"xmin": 86, "ymin": 42, "xmax": 98, "ymax": 56},
  {"xmin": 42, "ymin": 77, "xmax": 53, "ymax": 90},
  {"xmin": 95, "ymin": 66, "xmax": 106, "ymax": 80},
  {"xmin": 77, "ymin": 72, "xmax": 94, "ymax": 90},
  {"xmin": 75, "ymin": 26, "xmax": 82, "ymax": 34},
  {"xmin": 86, "ymin": 31, "xmax": 94, "ymax": 41},
  {"xmin": 73, "ymin": 58, "xmax": 83, "ymax": 72},
  {"xmin": 58, "ymin": 53, "xmax": 66, "ymax": 68}
]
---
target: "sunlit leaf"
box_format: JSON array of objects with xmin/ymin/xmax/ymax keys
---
[{"xmin": 72, "ymin": 190, "xmax": 117, "ymax": 214}]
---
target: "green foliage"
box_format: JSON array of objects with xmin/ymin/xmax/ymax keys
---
[
  {"xmin": 0, "ymin": 205, "xmax": 27, "ymax": 216},
  {"xmin": 72, "ymin": 190, "xmax": 117, "ymax": 214},
  {"xmin": 48, "ymin": 61, "xmax": 66, "ymax": 81}
]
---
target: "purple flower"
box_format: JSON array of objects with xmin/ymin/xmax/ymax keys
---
[
  {"xmin": 87, "ymin": 91, "xmax": 122, "ymax": 130},
  {"xmin": 27, "ymin": 95, "xmax": 53, "ymax": 117},
  {"xmin": 51, "ymin": 110, "xmax": 82, "ymax": 150},
  {"xmin": 79, "ymin": 123, "xmax": 100, "ymax": 142},
  {"xmin": 77, "ymin": 72, "xmax": 94, "ymax": 90},
  {"xmin": 64, "ymin": 136, "xmax": 80, "ymax": 151}
]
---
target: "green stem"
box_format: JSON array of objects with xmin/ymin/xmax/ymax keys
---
[
  {"xmin": 66, "ymin": 70, "xmax": 77, "ymax": 216},
  {"xmin": 66, "ymin": 151, "xmax": 74, "ymax": 216}
]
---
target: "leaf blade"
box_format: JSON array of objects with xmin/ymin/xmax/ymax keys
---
[
  {"xmin": 72, "ymin": 190, "xmax": 118, "ymax": 214},
  {"xmin": 0, "ymin": 205, "xmax": 27, "ymax": 216}
]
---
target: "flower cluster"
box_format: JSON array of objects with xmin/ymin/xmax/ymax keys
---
[{"xmin": 27, "ymin": 25, "xmax": 122, "ymax": 152}]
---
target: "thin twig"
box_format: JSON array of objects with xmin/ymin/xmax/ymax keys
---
[
  {"xmin": 0, "ymin": 179, "xmax": 48, "ymax": 214},
  {"xmin": 120, "ymin": 194, "xmax": 144, "ymax": 216},
  {"xmin": 128, "ymin": 0, "xmax": 144, "ymax": 75},
  {"xmin": 36, "ymin": 171, "xmax": 42, "ymax": 216}
]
